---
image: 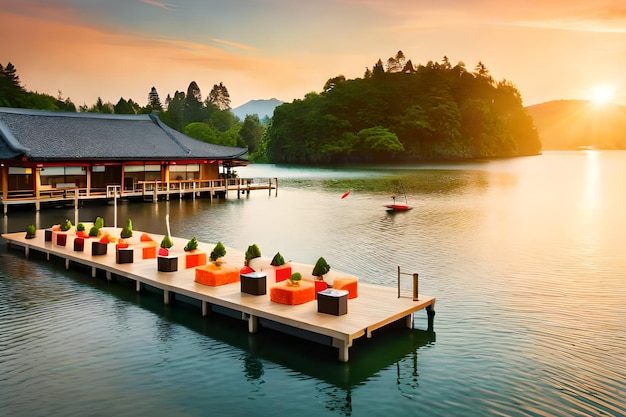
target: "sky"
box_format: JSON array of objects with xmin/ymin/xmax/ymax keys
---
[{"xmin": 2, "ymin": 0, "xmax": 626, "ymax": 109}]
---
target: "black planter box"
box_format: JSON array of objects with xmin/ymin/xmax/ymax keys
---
[
  {"xmin": 92, "ymin": 241, "xmax": 108, "ymax": 256},
  {"xmin": 45, "ymin": 229, "xmax": 53, "ymax": 242},
  {"xmin": 158, "ymin": 255, "xmax": 178, "ymax": 272},
  {"xmin": 240, "ymin": 271, "xmax": 267, "ymax": 295},
  {"xmin": 317, "ymin": 289, "xmax": 349, "ymax": 316},
  {"xmin": 116, "ymin": 248, "xmax": 134, "ymax": 264},
  {"xmin": 74, "ymin": 238, "xmax": 85, "ymax": 252}
]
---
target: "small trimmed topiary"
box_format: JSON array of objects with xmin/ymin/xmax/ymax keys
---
[
  {"xmin": 184, "ymin": 236, "xmax": 199, "ymax": 252},
  {"xmin": 60, "ymin": 219, "xmax": 72, "ymax": 232},
  {"xmin": 289, "ymin": 272, "xmax": 302, "ymax": 286},
  {"xmin": 95, "ymin": 216, "xmax": 104, "ymax": 229},
  {"xmin": 120, "ymin": 218, "xmax": 133, "ymax": 239},
  {"xmin": 210, "ymin": 241, "xmax": 226, "ymax": 263},
  {"xmin": 76, "ymin": 223, "xmax": 85, "ymax": 232},
  {"xmin": 270, "ymin": 252, "xmax": 285, "ymax": 267},
  {"xmin": 312, "ymin": 257, "xmax": 330, "ymax": 280},
  {"xmin": 160, "ymin": 235, "xmax": 174, "ymax": 249},
  {"xmin": 25, "ymin": 224, "xmax": 36, "ymax": 239},
  {"xmin": 88, "ymin": 226, "xmax": 99, "ymax": 237},
  {"xmin": 245, "ymin": 244, "xmax": 261, "ymax": 264}
]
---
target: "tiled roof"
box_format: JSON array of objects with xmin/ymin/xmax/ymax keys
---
[{"xmin": 0, "ymin": 108, "xmax": 248, "ymax": 162}]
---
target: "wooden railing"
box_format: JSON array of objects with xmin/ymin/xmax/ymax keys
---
[{"xmin": 397, "ymin": 266, "xmax": 419, "ymax": 300}]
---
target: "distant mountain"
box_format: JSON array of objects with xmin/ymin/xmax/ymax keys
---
[
  {"xmin": 527, "ymin": 100, "xmax": 626, "ymax": 150},
  {"xmin": 232, "ymin": 98, "xmax": 283, "ymax": 120}
]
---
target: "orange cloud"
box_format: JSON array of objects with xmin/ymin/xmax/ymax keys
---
[{"xmin": 140, "ymin": 0, "xmax": 177, "ymax": 10}]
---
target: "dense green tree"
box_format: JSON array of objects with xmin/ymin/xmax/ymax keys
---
[
  {"xmin": 184, "ymin": 122, "xmax": 218, "ymax": 143},
  {"xmin": 0, "ymin": 62, "xmax": 26, "ymax": 107},
  {"xmin": 114, "ymin": 97, "xmax": 135, "ymax": 114},
  {"xmin": 164, "ymin": 91, "xmax": 186, "ymax": 131},
  {"xmin": 239, "ymin": 114, "xmax": 264, "ymax": 153},
  {"xmin": 184, "ymin": 81, "xmax": 203, "ymax": 124},
  {"xmin": 208, "ymin": 82, "xmax": 231, "ymax": 110},
  {"xmin": 147, "ymin": 86, "xmax": 162, "ymax": 111}
]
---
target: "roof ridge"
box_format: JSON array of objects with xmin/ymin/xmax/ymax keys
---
[
  {"xmin": 0, "ymin": 118, "xmax": 30, "ymax": 155},
  {"xmin": 149, "ymin": 113, "xmax": 191, "ymax": 155},
  {"xmin": 0, "ymin": 107, "xmax": 151, "ymax": 121}
]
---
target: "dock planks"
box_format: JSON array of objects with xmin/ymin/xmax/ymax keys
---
[{"xmin": 2, "ymin": 228, "xmax": 435, "ymax": 362}]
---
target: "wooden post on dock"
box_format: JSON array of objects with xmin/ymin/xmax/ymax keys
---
[{"xmin": 413, "ymin": 273, "xmax": 419, "ymax": 301}]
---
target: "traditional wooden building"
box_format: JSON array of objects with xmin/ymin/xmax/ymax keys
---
[{"xmin": 0, "ymin": 107, "xmax": 263, "ymax": 213}]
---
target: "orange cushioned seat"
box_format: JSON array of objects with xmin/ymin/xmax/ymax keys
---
[
  {"xmin": 270, "ymin": 281, "xmax": 315, "ymax": 305},
  {"xmin": 195, "ymin": 263, "xmax": 240, "ymax": 286},
  {"xmin": 332, "ymin": 277, "xmax": 358, "ymax": 299},
  {"xmin": 185, "ymin": 250, "xmax": 207, "ymax": 269},
  {"xmin": 139, "ymin": 241, "xmax": 157, "ymax": 259}
]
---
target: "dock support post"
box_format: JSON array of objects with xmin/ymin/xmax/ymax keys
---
[
  {"xmin": 24, "ymin": 245, "xmax": 29, "ymax": 258},
  {"xmin": 412, "ymin": 273, "xmax": 419, "ymax": 301},
  {"xmin": 106, "ymin": 271, "xmax": 112, "ymax": 281},
  {"xmin": 201, "ymin": 301, "xmax": 210, "ymax": 316},
  {"xmin": 426, "ymin": 303, "xmax": 436, "ymax": 331},
  {"xmin": 92, "ymin": 266, "xmax": 97, "ymax": 278},
  {"xmin": 333, "ymin": 339, "xmax": 350, "ymax": 363},
  {"xmin": 248, "ymin": 315, "xmax": 258, "ymax": 333},
  {"xmin": 136, "ymin": 280, "xmax": 142, "ymax": 292},
  {"xmin": 65, "ymin": 258, "xmax": 70, "ymax": 270},
  {"xmin": 405, "ymin": 313, "xmax": 414, "ymax": 329},
  {"xmin": 164, "ymin": 289, "xmax": 170, "ymax": 305}
]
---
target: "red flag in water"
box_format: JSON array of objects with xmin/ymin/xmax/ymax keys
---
[{"xmin": 341, "ymin": 189, "xmax": 352, "ymax": 199}]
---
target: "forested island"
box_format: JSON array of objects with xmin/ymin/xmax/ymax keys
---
[
  {"xmin": 266, "ymin": 53, "xmax": 541, "ymax": 163},
  {"xmin": 1, "ymin": 52, "xmax": 542, "ymax": 163}
]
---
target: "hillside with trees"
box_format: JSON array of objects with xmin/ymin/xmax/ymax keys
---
[
  {"xmin": 264, "ymin": 52, "xmax": 541, "ymax": 163},
  {"xmin": 0, "ymin": 61, "xmax": 266, "ymax": 159},
  {"xmin": 527, "ymin": 100, "xmax": 626, "ymax": 150},
  {"xmin": 2, "ymin": 55, "xmax": 541, "ymax": 164}
]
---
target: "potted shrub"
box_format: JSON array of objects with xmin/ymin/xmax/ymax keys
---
[
  {"xmin": 184, "ymin": 236, "xmax": 206, "ymax": 268},
  {"xmin": 184, "ymin": 236, "xmax": 198, "ymax": 251},
  {"xmin": 120, "ymin": 218, "xmax": 133, "ymax": 239},
  {"xmin": 245, "ymin": 243, "xmax": 261, "ymax": 266},
  {"xmin": 88, "ymin": 225, "xmax": 100, "ymax": 237},
  {"xmin": 312, "ymin": 256, "xmax": 330, "ymax": 280},
  {"xmin": 94, "ymin": 216, "xmax": 104, "ymax": 229},
  {"xmin": 312, "ymin": 256, "xmax": 331, "ymax": 293},
  {"xmin": 289, "ymin": 272, "xmax": 302, "ymax": 286},
  {"xmin": 160, "ymin": 235, "xmax": 174, "ymax": 254},
  {"xmin": 210, "ymin": 241, "xmax": 227, "ymax": 266},
  {"xmin": 25, "ymin": 224, "xmax": 36, "ymax": 239},
  {"xmin": 75, "ymin": 223, "xmax": 89, "ymax": 239},
  {"xmin": 60, "ymin": 218, "xmax": 72, "ymax": 232},
  {"xmin": 158, "ymin": 235, "xmax": 177, "ymax": 272},
  {"xmin": 270, "ymin": 251, "xmax": 292, "ymax": 282}
]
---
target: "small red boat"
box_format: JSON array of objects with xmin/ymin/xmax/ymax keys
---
[
  {"xmin": 384, "ymin": 194, "xmax": 412, "ymax": 211},
  {"xmin": 384, "ymin": 202, "xmax": 412, "ymax": 211}
]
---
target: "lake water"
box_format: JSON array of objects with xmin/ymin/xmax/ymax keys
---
[{"xmin": 1, "ymin": 151, "xmax": 624, "ymax": 417}]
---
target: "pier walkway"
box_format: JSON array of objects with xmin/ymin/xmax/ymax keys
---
[{"xmin": 2, "ymin": 228, "xmax": 435, "ymax": 362}]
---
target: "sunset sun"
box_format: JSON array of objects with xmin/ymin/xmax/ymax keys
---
[{"xmin": 590, "ymin": 84, "xmax": 615, "ymax": 105}]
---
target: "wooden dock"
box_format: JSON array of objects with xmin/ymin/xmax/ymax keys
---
[
  {"xmin": 2, "ymin": 228, "xmax": 435, "ymax": 362},
  {"xmin": 1, "ymin": 177, "xmax": 278, "ymax": 214}
]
